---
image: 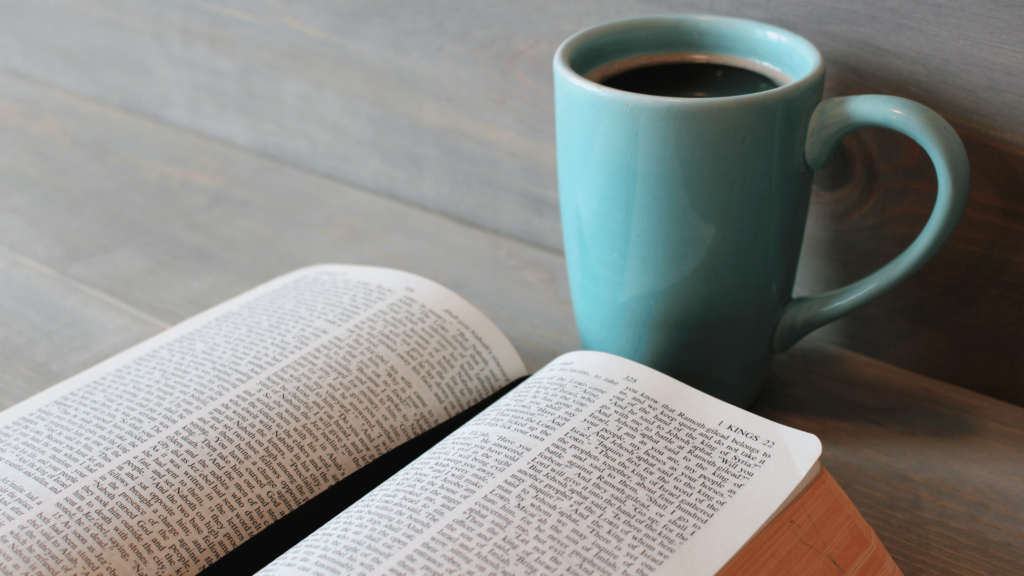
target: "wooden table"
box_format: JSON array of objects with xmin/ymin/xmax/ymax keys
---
[{"xmin": 0, "ymin": 15, "xmax": 1020, "ymax": 576}]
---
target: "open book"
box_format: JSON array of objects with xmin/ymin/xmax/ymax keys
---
[{"xmin": 0, "ymin": 266, "xmax": 899, "ymax": 575}]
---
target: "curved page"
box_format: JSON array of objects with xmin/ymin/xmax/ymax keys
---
[
  {"xmin": 0, "ymin": 265, "xmax": 525, "ymax": 575},
  {"xmin": 259, "ymin": 350, "xmax": 820, "ymax": 576}
]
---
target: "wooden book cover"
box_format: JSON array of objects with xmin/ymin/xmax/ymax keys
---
[{"xmin": 720, "ymin": 467, "xmax": 902, "ymax": 575}]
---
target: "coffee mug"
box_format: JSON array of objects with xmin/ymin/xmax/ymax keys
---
[{"xmin": 553, "ymin": 15, "xmax": 969, "ymax": 406}]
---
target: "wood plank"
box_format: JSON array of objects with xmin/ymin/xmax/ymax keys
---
[
  {"xmin": 0, "ymin": 246, "xmax": 164, "ymax": 409},
  {"xmin": 0, "ymin": 0, "xmax": 562, "ymax": 247},
  {"xmin": 759, "ymin": 342, "xmax": 1024, "ymax": 575},
  {"xmin": 0, "ymin": 70, "xmax": 578, "ymax": 389},
  {"xmin": 0, "ymin": 1, "xmax": 1020, "ymax": 404}
]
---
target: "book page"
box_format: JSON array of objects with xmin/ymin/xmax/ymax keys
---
[
  {"xmin": 0, "ymin": 265, "xmax": 526, "ymax": 576},
  {"xmin": 259, "ymin": 350, "xmax": 820, "ymax": 576}
]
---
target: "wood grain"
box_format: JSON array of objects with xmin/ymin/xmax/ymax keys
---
[
  {"xmin": 0, "ymin": 69, "xmax": 577, "ymax": 392},
  {"xmin": 721, "ymin": 468, "xmax": 902, "ymax": 576},
  {"xmin": 0, "ymin": 246, "xmax": 164, "ymax": 410},
  {"xmin": 759, "ymin": 342, "xmax": 1024, "ymax": 576},
  {"xmin": 0, "ymin": 0, "xmax": 1020, "ymax": 404}
]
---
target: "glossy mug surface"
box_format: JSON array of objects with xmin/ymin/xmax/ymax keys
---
[{"xmin": 554, "ymin": 15, "xmax": 969, "ymax": 406}]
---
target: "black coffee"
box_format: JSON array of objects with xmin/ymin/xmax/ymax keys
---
[{"xmin": 600, "ymin": 63, "xmax": 778, "ymax": 98}]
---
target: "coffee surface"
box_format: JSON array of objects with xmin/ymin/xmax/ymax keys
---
[{"xmin": 601, "ymin": 63, "xmax": 778, "ymax": 98}]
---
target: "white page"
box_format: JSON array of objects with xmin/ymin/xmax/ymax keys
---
[
  {"xmin": 259, "ymin": 350, "xmax": 821, "ymax": 576},
  {"xmin": 0, "ymin": 265, "xmax": 526, "ymax": 575}
]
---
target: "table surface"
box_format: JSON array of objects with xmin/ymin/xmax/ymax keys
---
[{"xmin": 0, "ymin": 67, "xmax": 1019, "ymax": 575}]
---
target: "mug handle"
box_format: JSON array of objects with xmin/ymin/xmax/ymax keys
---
[{"xmin": 772, "ymin": 95, "xmax": 970, "ymax": 353}]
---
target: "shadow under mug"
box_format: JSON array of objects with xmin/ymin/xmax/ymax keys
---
[{"xmin": 553, "ymin": 15, "xmax": 970, "ymax": 407}]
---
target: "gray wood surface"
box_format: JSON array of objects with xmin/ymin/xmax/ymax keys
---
[
  {"xmin": 761, "ymin": 343, "xmax": 1024, "ymax": 576},
  {"xmin": 0, "ymin": 68, "xmax": 1019, "ymax": 575},
  {"xmin": 0, "ymin": 69, "xmax": 577, "ymax": 407},
  {"xmin": 0, "ymin": 1, "xmax": 1020, "ymax": 404},
  {"xmin": 4, "ymin": 0, "xmax": 1023, "ymax": 249},
  {"xmin": 0, "ymin": 246, "xmax": 164, "ymax": 410}
]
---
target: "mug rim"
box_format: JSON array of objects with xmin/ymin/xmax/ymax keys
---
[{"xmin": 554, "ymin": 14, "xmax": 825, "ymax": 104}]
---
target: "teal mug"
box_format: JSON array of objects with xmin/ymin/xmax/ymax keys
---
[{"xmin": 554, "ymin": 15, "xmax": 969, "ymax": 406}]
